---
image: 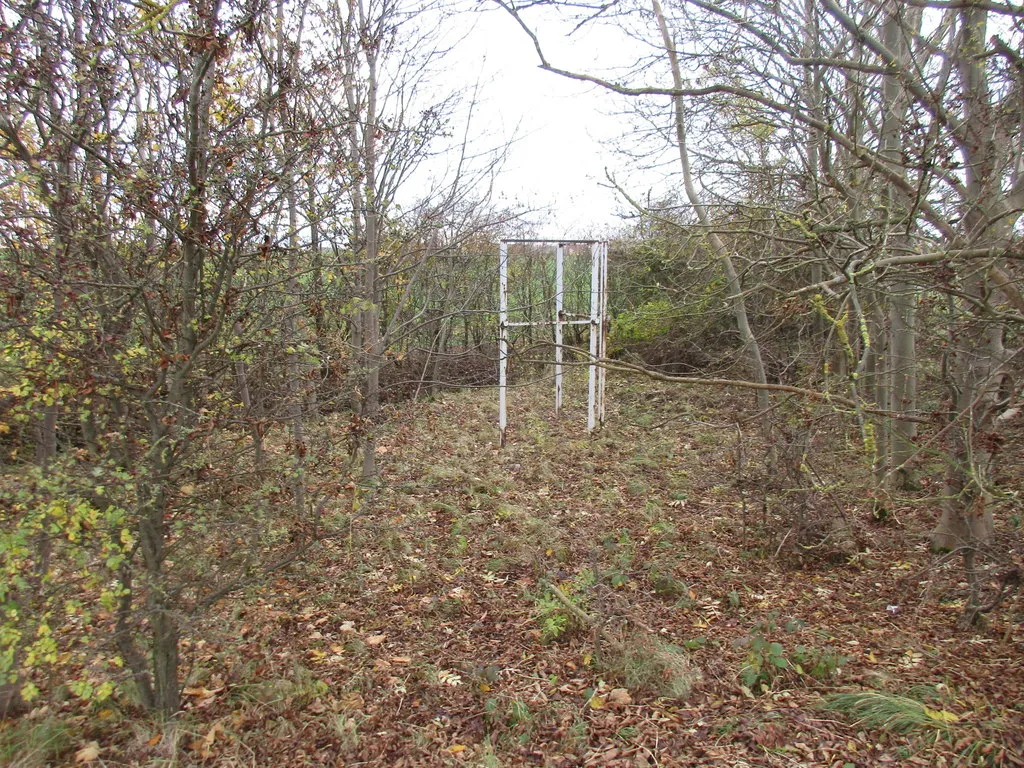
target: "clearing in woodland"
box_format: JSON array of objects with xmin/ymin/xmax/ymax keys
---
[{"xmin": 5, "ymin": 374, "xmax": 1024, "ymax": 767}]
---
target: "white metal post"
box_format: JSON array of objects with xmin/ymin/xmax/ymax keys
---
[
  {"xmin": 598, "ymin": 241, "xmax": 609, "ymax": 427},
  {"xmin": 587, "ymin": 242, "xmax": 600, "ymax": 432},
  {"xmin": 554, "ymin": 243, "xmax": 564, "ymax": 416},
  {"xmin": 499, "ymin": 241, "xmax": 509, "ymax": 447}
]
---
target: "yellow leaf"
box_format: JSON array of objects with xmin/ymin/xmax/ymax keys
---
[
  {"xmin": 588, "ymin": 695, "xmax": 606, "ymax": 710},
  {"xmin": 582, "ymin": 653, "xmax": 592, "ymax": 666},
  {"xmin": 75, "ymin": 742, "xmax": 101, "ymax": 763},
  {"xmin": 447, "ymin": 744, "xmax": 467, "ymax": 754},
  {"xmin": 923, "ymin": 706, "xmax": 959, "ymax": 723}
]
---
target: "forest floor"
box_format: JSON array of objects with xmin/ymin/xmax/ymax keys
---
[{"xmin": 7, "ymin": 373, "xmax": 1024, "ymax": 767}]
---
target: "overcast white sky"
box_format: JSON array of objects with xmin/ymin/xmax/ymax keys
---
[{"xmin": 438, "ymin": 4, "xmax": 659, "ymax": 238}]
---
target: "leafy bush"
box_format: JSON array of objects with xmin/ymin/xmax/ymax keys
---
[
  {"xmin": 740, "ymin": 635, "xmax": 790, "ymax": 693},
  {"xmin": 610, "ymin": 299, "xmax": 676, "ymax": 347}
]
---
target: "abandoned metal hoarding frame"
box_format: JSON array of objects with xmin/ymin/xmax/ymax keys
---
[{"xmin": 498, "ymin": 239, "xmax": 609, "ymax": 447}]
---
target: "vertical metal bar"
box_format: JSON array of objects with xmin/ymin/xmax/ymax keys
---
[
  {"xmin": 554, "ymin": 243, "xmax": 564, "ymax": 416},
  {"xmin": 499, "ymin": 241, "xmax": 509, "ymax": 447},
  {"xmin": 588, "ymin": 242, "xmax": 599, "ymax": 432},
  {"xmin": 598, "ymin": 241, "xmax": 609, "ymax": 427}
]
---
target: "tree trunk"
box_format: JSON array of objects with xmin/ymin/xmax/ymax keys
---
[{"xmin": 652, "ymin": 0, "xmax": 769, "ymax": 415}]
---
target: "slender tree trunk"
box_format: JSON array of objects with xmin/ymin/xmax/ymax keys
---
[
  {"xmin": 652, "ymin": 0, "xmax": 769, "ymax": 414},
  {"xmin": 277, "ymin": 0, "xmax": 308, "ymax": 512},
  {"xmin": 878, "ymin": 0, "xmax": 918, "ymax": 492},
  {"xmin": 888, "ymin": 282, "xmax": 917, "ymax": 489}
]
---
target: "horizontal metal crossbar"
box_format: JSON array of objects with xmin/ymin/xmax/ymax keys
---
[
  {"xmin": 500, "ymin": 238, "xmax": 601, "ymax": 245},
  {"xmin": 503, "ymin": 319, "xmax": 593, "ymax": 328}
]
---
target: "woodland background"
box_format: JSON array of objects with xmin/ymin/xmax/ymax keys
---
[{"xmin": 0, "ymin": 0, "xmax": 1023, "ymax": 765}]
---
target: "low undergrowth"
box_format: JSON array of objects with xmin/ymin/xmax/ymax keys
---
[{"xmin": 2, "ymin": 373, "xmax": 1023, "ymax": 766}]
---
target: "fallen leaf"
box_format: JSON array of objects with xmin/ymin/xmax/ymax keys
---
[
  {"xmin": 390, "ymin": 656, "xmax": 412, "ymax": 664},
  {"xmin": 182, "ymin": 685, "xmax": 223, "ymax": 699},
  {"xmin": 608, "ymin": 688, "xmax": 632, "ymax": 707},
  {"xmin": 447, "ymin": 744, "xmax": 467, "ymax": 754},
  {"xmin": 75, "ymin": 742, "xmax": 101, "ymax": 763},
  {"xmin": 337, "ymin": 691, "xmax": 365, "ymax": 711},
  {"xmin": 365, "ymin": 634, "xmax": 387, "ymax": 645},
  {"xmin": 147, "ymin": 733, "xmax": 162, "ymax": 747},
  {"xmin": 588, "ymin": 695, "xmax": 606, "ymax": 710},
  {"xmin": 193, "ymin": 724, "xmax": 224, "ymax": 761}
]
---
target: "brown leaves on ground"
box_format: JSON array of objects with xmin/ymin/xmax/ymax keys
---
[{"xmin": 35, "ymin": 377, "xmax": 1024, "ymax": 766}]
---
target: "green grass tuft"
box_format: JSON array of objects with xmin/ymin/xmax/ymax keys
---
[{"xmin": 821, "ymin": 690, "xmax": 961, "ymax": 734}]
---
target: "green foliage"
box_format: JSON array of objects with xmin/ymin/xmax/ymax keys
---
[
  {"xmin": 740, "ymin": 635, "xmax": 790, "ymax": 693},
  {"xmin": 610, "ymin": 299, "xmax": 676, "ymax": 346},
  {"xmin": 507, "ymin": 698, "xmax": 531, "ymax": 727},
  {"xmin": 789, "ymin": 644, "xmax": 849, "ymax": 681},
  {"xmin": 0, "ymin": 461, "xmax": 134, "ymax": 703},
  {"xmin": 602, "ymin": 529, "xmax": 635, "ymax": 588},
  {"xmin": 534, "ymin": 570, "xmax": 594, "ymax": 642},
  {"xmin": 741, "ymin": 631, "xmax": 848, "ymax": 693}
]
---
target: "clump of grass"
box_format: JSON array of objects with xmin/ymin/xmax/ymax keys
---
[
  {"xmin": 232, "ymin": 664, "xmax": 329, "ymax": 712},
  {"xmin": 0, "ymin": 716, "xmax": 72, "ymax": 768},
  {"xmin": 646, "ymin": 561, "xmax": 690, "ymax": 599},
  {"xmin": 602, "ymin": 635, "xmax": 698, "ymax": 700},
  {"xmin": 822, "ymin": 690, "xmax": 961, "ymax": 734}
]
